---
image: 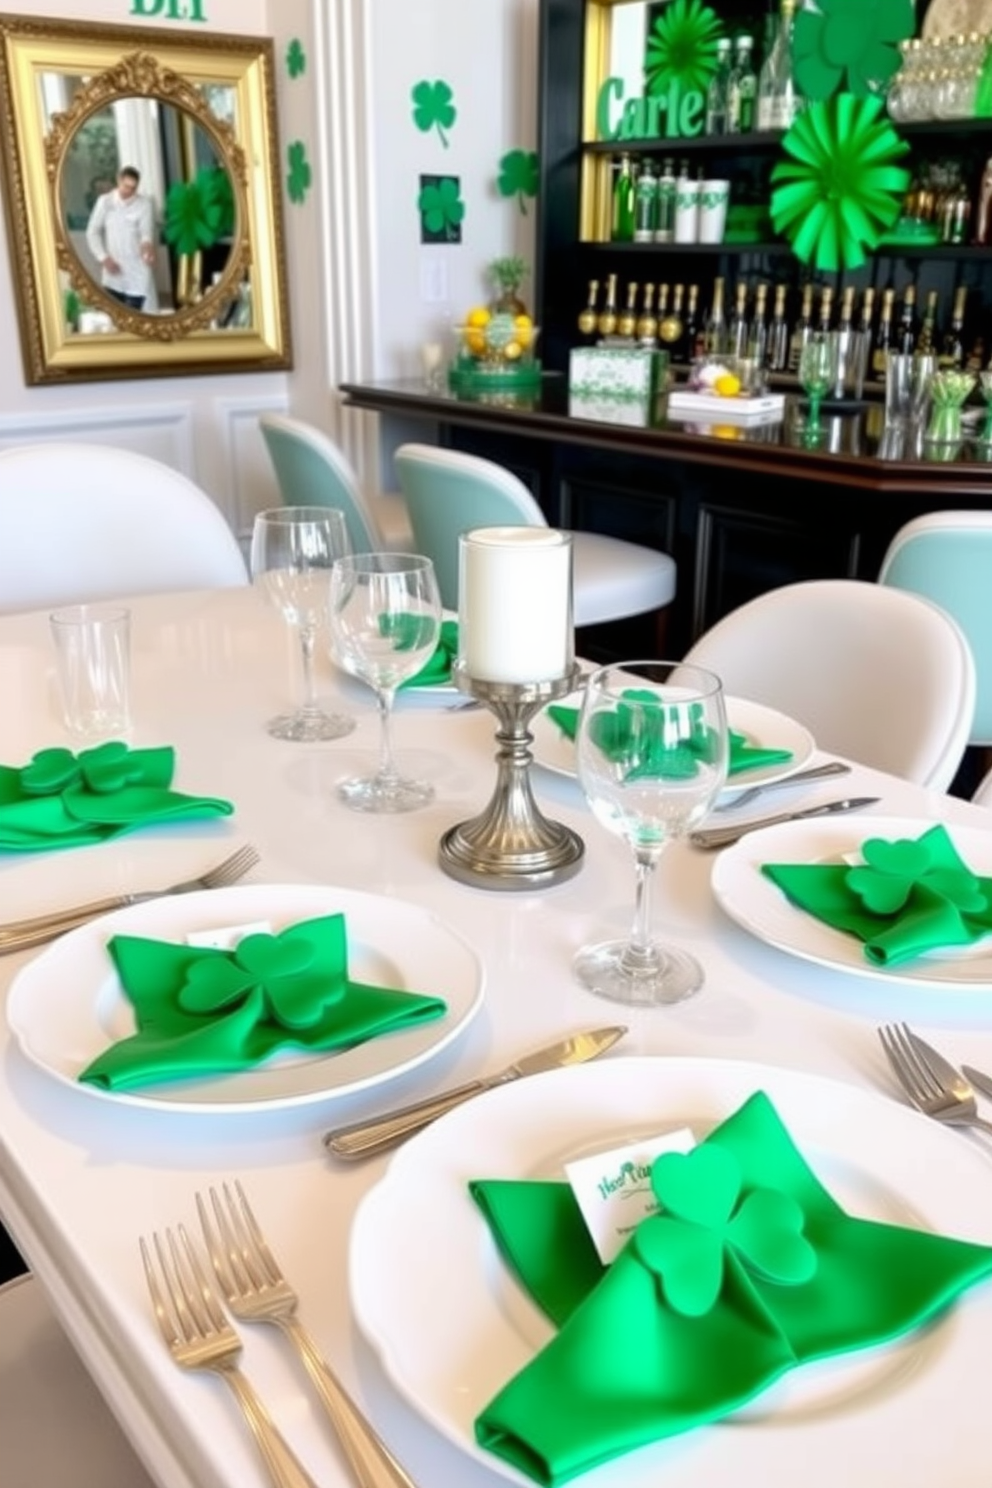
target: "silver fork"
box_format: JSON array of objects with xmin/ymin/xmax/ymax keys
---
[
  {"xmin": 198, "ymin": 1181, "xmax": 417, "ymax": 1488},
  {"xmin": 712, "ymin": 761, "xmax": 851, "ymax": 812},
  {"xmin": 140, "ymin": 1224, "xmax": 319, "ymax": 1488},
  {"xmin": 0, "ymin": 843, "xmax": 260, "ymax": 953},
  {"xmin": 878, "ymin": 1022, "xmax": 992, "ymax": 1138}
]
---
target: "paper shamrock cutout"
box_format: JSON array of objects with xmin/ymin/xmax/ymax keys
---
[
  {"xmin": 411, "ymin": 79, "xmax": 457, "ymax": 148},
  {"xmin": 469, "ymin": 1091, "xmax": 992, "ymax": 1485},
  {"xmin": 286, "ymin": 38, "xmax": 306, "ymax": 80},
  {"xmin": 79, "ymin": 913, "xmax": 448, "ymax": 1092},
  {"xmin": 20, "ymin": 742, "xmax": 163, "ymax": 796},
  {"xmin": 644, "ymin": 0, "xmax": 723, "ymax": 97},
  {"xmin": 794, "ymin": 0, "xmax": 914, "ymax": 100},
  {"xmin": 418, "ymin": 176, "xmax": 464, "ymax": 241},
  {"xmin": 498, "ymin": 149, "xmax": 539, "ymax": 214},
  {"xmin": 770, "ymin": 94, "xmax": 910, "ymax": 271},
  {"xmin": 286, "ymin": 140, "xmax": 312, "ymax": 204},
  {"xmin": 576, "ymin": 690, "xmax": 725, "ymax": 785}
]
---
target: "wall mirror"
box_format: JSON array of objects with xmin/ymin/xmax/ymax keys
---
[{"xmin": 0, "ymin": 15, "xmax": 292, "ymax": 383}]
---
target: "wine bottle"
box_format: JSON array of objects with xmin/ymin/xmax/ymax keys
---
[
  {"xmin": 704, "ymin": 276, "xmax": 727, "ymax": 355},
  {"xmin": 727, "ymin": 36, "xmax": 757, "ymax": 134},
  {"xmin": 787, "ymin": 283, "xmax": 813, "ymax": 371},
  {"xmin": 767, "ymin": 283, "xmax": 789, "ymax": 371},
  {"xmin": 836, "ymin": 285, "xmax": 855, "ymax": 335},
  {"xmin": 816, "ymin": 285, "xmax": 834, "ymax": 336},
  {"xmin": 597, "ymin": 272, "xmax": 619, "ymax": 337},
  {"xmin": 871, "ymin": 287, "xmax": 896, "ymax": 381},
  {"xmin": 858, "ymin": 285, "xmax": 875, "ymax": 338},
  {"xmin": 728, "ymin": 281, "xmax": 749, "ymax": 357},
  {"xmin": 634, "ymin": 157, "xmax": 658, "ymax": 243},
  {"xmin": 618, "ymin": 280, "xmax": 639, "ymax": 339},
  {"xmin": 577, "ymin": 279, "xmax": 600, "ymax": 339},
  {"xmin": 939, "ymin": 285, "xmax": 967, "ymax": 369},
  {"xmin": 706, "ymin": 37, "xmax": 732, "ymax": 135},
  {"xmin": 916, "ymin": 289, "xmax": 939, "ymax": 356},
  {"xmin": 757, "ymin": 0, "xmax": 803, "ymax": 131},
  {"xmin": 655, "ymin": 158, "xmax": 676, "ymax": 243},
  {"xmin": 747, "ymin": 282, "xmax": 769, "ymax": 368},
  {"xmin": 636, "ymin": 283, "xmax": 659, "ymax": 346},
  {"xmin": 896, "ymin": 283, "xmax": 918, "ymax": 354},
  {"xmin": 612, "ymin": 153, "xmax": 635, "ymax": 242},
  {"xmin": 659, "ymin": 282, "xmax": 685, "ymax": 354},
  {"xmin": 683, "ymin": 283, "xmax": 702, "ymax": 361},
  {"xmin": 657, "ymin": 282, "xmax": 670, "ymax": 323}
]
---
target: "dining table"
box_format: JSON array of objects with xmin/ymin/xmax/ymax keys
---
[{"xmin": 1, "ymin": 582, "xmax": 992, "ymax": 1488}]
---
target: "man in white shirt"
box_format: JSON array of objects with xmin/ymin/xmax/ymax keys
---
[{"xmin": 85, "ymin": 166, "xmax": 156, "ymax": 311}]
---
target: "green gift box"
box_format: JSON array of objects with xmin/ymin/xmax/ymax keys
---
[{"xmin": 568, "ymin": 346, "xmax": 669, "ymax": 402}]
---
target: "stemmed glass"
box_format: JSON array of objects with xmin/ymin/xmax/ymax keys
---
[
  {"xmin": 798, "ymin": 333, "xmax": 836, "ymax": 443},
  {"xmin": 250, "ymin": 506, "xmax": 355, "ymax": 742},
  {"xmin": 574, "ymin": 661, "xmax": 729, "ymax": 1006},
  {"xmin": 329, "ymin": 553, "xmax": 442, "ymax": 812}
]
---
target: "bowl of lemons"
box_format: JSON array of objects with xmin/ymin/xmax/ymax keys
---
[{"xmin": 449, "ymin": 306, "xmax": 541, "ymax": 389}]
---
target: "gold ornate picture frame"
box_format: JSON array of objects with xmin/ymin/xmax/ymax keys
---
[{"xmin": 0, "ymin": 14, "xmax": 292, "ymax": 383}]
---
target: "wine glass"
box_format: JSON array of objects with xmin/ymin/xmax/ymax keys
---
[
  {"xmin": 798, "ymin": 333, "xmax": 835, "ymax": 443},
  {"xmin": 250, "ymin": 506, "xmax": 355, "ymax": 742},
  {"xmin": 574, "ymin": 661, "xmax": 729, "ymax": 1006},
  {"xmin": 329, "ymin": 553, "xmax": 442, "ymax": 812}
]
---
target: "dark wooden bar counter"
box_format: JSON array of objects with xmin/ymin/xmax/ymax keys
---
[{"xmin": 340, "ymin": 374, "xmax": 992, "ymax": 653}]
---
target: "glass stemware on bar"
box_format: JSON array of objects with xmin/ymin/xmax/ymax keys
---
[
  {"xmin": 329, "ymin": 552, "xmax": 442, "ymax": 812},
  {"xmin": 797, "ymin": 333, "xmax": 835, "ymax": 444},
  {"xmin": 574, "ymin": 661, "xmax": 729, "ymax": 1006},
  {"xmin": 250, "ymin": 506, "xmax": 355, "ymax": 742}
]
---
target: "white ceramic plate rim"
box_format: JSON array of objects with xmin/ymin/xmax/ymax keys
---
[
  {"xmin": 531, "ymin": 694, "xmax": 815, "ymax": 790},
  {"xmin": 349, "ymin": 1056, "xmax": 992, "ymax": 1487},
  {"xmin": 6, "ymin": 883, "xmax": 485, "ymax": 1113},
  {"xmin": 712, "ymin": 815, "xmax": 992, "ymax": 988}
]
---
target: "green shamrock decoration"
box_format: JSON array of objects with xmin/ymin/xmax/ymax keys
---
[
  {"xmin": 794, "ymin": 0, "xmax": 914, "ymax": 100},
  {"xmin": 378, "ymin": 612, "xmax": 439, "ymax": 653},
  {"xmin": 587, "ymin": 689, "xmax": 722, "ymax": 783},
  {"xmin": 418, "ymin": 176, "xmax": 464, "ymax": 242},
  {"xmin": 644, "ymin": 0, "xmax": 723, "ymax": 98},
  {"xmin": 846, "ymin": 834, "xmax": 988, "ymax": 915},
  {"xmin": 180, "ymin": 931, "xmax": 344, "ymax": 1030},
  {"xmin": 286, "ymin": 140, "xmax": 312, "ymax": 204},
  {"xmin": 163, "ymin": 170, "xmax": 229, "ymax": 257},
  {"xmin": 19, "ymin": 742, "xmax": 170, "ymax": 797},
  {"xmin": 286, "ymin": 38, "xmax": 306, "ymax": 80},
  {"xmin": 412, "ymin": 79, "xmax": 457, "ymax": 147},
  {"xmin": 498, "ymin": 149, "xmax": 539, "ymax": 214},
  {"xmin": 635, "ymin": 1144, "xmax": 816, "ymax": 1316}
]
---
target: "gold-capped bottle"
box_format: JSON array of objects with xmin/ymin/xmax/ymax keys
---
[
  {"xmin": 578, "ymin": 279, "xmax": 600, "ymax": 338},
  {"xmin": 871, "ymin": 287, "xmax": 896, "ymax": 381},
  {"xmin": 703, "ymin": 276, "xmax": 727, "ymax": 356},
  {"xmin": 618, "ymin": 281, "xmax": 639, "ymax": 339},
  {"xmin": 597, "ymin": 273, "xmax": 619, "ymax": 338},
  {"xmin": 767, "ymin": 283, "xmax": 788, "ymax": 371},
  {"xmin": 636, "ymin": 283, "xmax": 659, "ymax": 346},
  {"xmin": 683, "ymin": 283, "xmax": 702, "ymax": 361},
  {"xmin": 939, "ymin": 285, "xmax": 967, "ymax": 369},
  {"xmin": 858, "ymin": 285, "xmax": 875, "ymax": 338},
  {"xmin": 659, "ymin": 282, "xmax": 685, "ymax": 352},
  {"xmin": 816, "ymin": 284, "xmax": 834, "ymax": 335},
  {"xmin": 916, "ymin": 289, "xmax": 939, "ymax": 356},
  {"xmin": 728, "ymin": 281, "xmax": 749, "ymax": 357},
  {"xmin": 787, "ymin": 282, "xmax": 813, "ymax": 371}
]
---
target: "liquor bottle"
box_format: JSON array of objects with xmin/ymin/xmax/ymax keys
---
[
  {"xmin": 816, "ymin": 285, "xmax": 834, "ymax": 336},
  {"xmin": 634, "ymin": 157, "xmax": 658, "ymax": 243},
  {"xmin": 659, "ymin": 282, "xmax": 685, "ymax": 355},
  {"xmin": 706, "ymin": 37, "xmax": 732, "ymax": 135},
  {"xmin": 939, "ymin": 285, "xmax": 967, "ymax": 369},
  {"xmin": 870, "ymin": 287, "xmax": 896, "ymax": 381},
  {"xmin": 683, "ymin": 283, "xmax": 702, "ymax": 361},
  {"xmin": 767, "ymin": 282, "xmax": 789, "ymax": 371},
  {"xmin": 747, "ymin": 282, "xmax": 769, "ymax": 367},
  {"xmin": 757, "ymin": 0, "xmax": 803, "ymax": 131},
  {"xmin": 728, "ymin": 281, "xmax": 749, "ymax": 357},
  {"xmin": 597, "ymin": 272, "xmax": 619, "ymax": 337},
  {"xmin": 577, "ymin": 279, "xmax": 600, "ymax": 338},
  {"xmin": 655, "ymin": 158, "xmax": 676, "ymax": 243},
  {"xmin": 836, "ymin": 285, "xmax": 855, "ymax": 335},
  {"xmin": 618, "ymin": 280, "xmax": 639, "ymax": 339},
  {"xmin": 916, "ymin": 289, "xmax": 939, "ymax": 356},
  {"xmin": 727, "ymin": 35, "xmax": 757, "ymax": 133},
  {"xmin": 636, "ymin": 283, "xmax": 659, "ymax": 346},
  {"xmin": 703, "ymin": 275, "xmax": 727, "ymax": 355},
  {"xmin": 612, "ymin": 153, "xmax": 635, "ymax": 242},
  {"xmin": 896, "ymin": 283, "xmax": 918, "ymax": 354},
  {"xmin": 787, "ymin": 282, "xmax": 813, "ymax": 371},
  {"xmin": 858, "ymin": 286, "xmax": 875, "ymax": 338},
  {"xmin": 657, "ymin": 282, "xmax": 670, "ymax": 324}
]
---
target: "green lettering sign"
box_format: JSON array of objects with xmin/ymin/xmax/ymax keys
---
[
  {"xmin": 595, "ymin": 74, "xmax": 704, "ymax": 142},
  {"xmin": 679, "ymin": 88, "xmax": 704, "ymax": 137},
  {"xmin": 130, "ymin": 0, "xmax": 207, "ymax": 19},
  {"xmin": 619, "ymin": 96, "xmax": 647, "ymax": 139},
  {"xmin": 595, "ymin": 77, "xmax": 624, "ymax": 141}
]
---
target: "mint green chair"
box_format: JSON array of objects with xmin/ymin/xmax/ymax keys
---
[
  {"xmin": 878, "ymin": 512, "xmax": 992, "ymax": 746},
  {"xmin": 259, "ymin": 414, "xmax": 413, "ymax": 555}
]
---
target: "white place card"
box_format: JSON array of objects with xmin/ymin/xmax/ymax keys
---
[
  {"xmin": 565, "ymin": 1126, "xmax": 696, "ymax": 1265},
  {"xmin": 186, "ymin": 919, "xmax": 273, "ymax": 950}
]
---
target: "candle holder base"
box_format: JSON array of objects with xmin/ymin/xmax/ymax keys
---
[{"xmin": 438, "ymin": 668, "xmax": 585, "ymax": 891}]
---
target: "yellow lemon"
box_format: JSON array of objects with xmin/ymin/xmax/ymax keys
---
[
  {"xmin": 714, "ymin": 373, "xmax": 741, "ymax": 398},
  {"xmin": 513, "ymin": 314, "xmax": 534, "ymax": 348},
  {"xmin": 711, "ymin": 424, "xmax": 742, "ymax": 440},
  {"xmin": 464, "ymin": 328, "xmax": 487, "ymax": 355},
  {"xmin": 503, "ymin": 340, "xmax": 523, "ymax": 360},
  {"xmin": 466, "ymin": 306, "xmax": 491, "ymax": 328}
]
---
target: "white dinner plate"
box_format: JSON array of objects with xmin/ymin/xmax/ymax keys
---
[
  {"xmin": 350, "ymin": 1056, "xmax": 992, "ymax": 1487},
  {"xmin": 712, "ymin": 815, "xmax": 992, "ymax": 989},
  {"xmin": 531, "ymin": 693, "xmax": 815, "ymax": 790},
  {"xmin": 6, "ymin": 883, "xmax": 484, "ymax": 1113}
]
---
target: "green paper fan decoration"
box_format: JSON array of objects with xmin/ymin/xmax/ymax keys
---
[
  {"xmin": 794, "ymin": 0, "xmax": 915, "ymax": 100},
  {"xmin": 645, "ymin": 0, "xmax": 723, "ymax": 97},
  {"xmin": 770, "ymin": 94, "xmax": 910, "ymax": 271}
]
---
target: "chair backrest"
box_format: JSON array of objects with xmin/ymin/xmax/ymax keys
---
[
  {"xmin": 393, "ymin": 443, "xmax": 547, "ymax": 608},
  {"xmin": 878, "ymin": 511, "xmax": 992, "ymax": 747},
  {"xmin": 0, "ymin": 443, "xmax": 247, "ymax": 614},
  {"xmin": 683, "ymin": 578, "xmax": 975, "ymax": 792},
  {"xmin": 259, "ymin": 413, "xmax": 383, "ymax": 555}
]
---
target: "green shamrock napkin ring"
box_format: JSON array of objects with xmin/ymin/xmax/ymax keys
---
[
  {"xmin": 469, "ymin": 1090, "xmax": 992, "ymax": 1484},
  {"xmin": 79, "ymin": 911, "xmax": 448, "ymax": 1091},
  {"xmin": 0, "ymin": 743, "xmax": 233, "ymax": 851},
  {"xmin": 763, "ymin": 824, "xmax": 992, "ymax": 966}
]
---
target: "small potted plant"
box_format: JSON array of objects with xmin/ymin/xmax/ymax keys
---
[{"xmin": 489, "ymin": 255, "xmax": 529, "ymax": 317}]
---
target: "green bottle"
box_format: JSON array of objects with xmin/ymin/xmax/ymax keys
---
[{"xmin": 613, "ymin": 153, "xmax": 635, "ymax": 243}]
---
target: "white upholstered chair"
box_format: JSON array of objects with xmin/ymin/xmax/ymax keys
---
[
  {"xmin": 0, "ymin": 443, "xmax": 247, "ymax": 614},
  {"xmin": 392, "ymin": 442, "xmax": 677, "ymax": 626},
  {"xmin": 683, "ymin": 579, "xmax": 975, "ymax": 792},
  {"xmin": 973, "ymin": 769, "xmax": 992, "ymax": 808},
  {"xmin": 259, "ymin": 413, "xmax": 413, "ymax": 554}
]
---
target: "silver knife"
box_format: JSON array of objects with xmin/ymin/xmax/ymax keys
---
[
  {"xmin": 962, "ymin": 1065, "xmax": 992, "ymax": 1103},
  {"xmin": 689, "ymin": 797, "xmax": 881, "ymax": 850},
  {"xmin": 323, "ymin": 1025, "xmax": 627, "ymax": 1160}
]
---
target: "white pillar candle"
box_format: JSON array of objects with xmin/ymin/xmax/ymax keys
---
[{"xmin": 458, "ymin": 526, "xmax": 573, "ymax": 684}]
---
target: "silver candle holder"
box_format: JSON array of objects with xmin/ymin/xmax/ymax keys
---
[{"xmin": 438, "ymin": 662, "xmax": 584, "ymax": 890}]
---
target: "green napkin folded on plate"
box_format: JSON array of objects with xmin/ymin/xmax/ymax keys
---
[
  {"xmin": 762, "ymin": 824, "xmax": 992, "ymax": 967},
  {"xmin": 0, "ymin": 743, "xmax": 233, "ymax": 853},
  {"xmin": 78, "ymin": 911, "xmax": 448, "ymax": 1091},
  {"xmin": 470, "ymin": 1090, "xmax": 992, "ymax": 1485},
  {"xmin": 547, "ymin": 696, "xmax": 793, "ymax": 777},
  {"xmin": 378, "ymin": 617, "xmax": 459, "ymax": 690}
]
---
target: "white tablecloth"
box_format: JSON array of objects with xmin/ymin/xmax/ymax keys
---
[{"xmin": 1, "ymin": 586, "xmax": 990, "ymax": 1488}]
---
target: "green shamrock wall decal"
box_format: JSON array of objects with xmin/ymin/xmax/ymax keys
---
[
  {"xmin": 286, "ymin": 140, "xmax": 312, "ymax": 204},
  {"xmin": 286, "ymin": 37, "xmax": 306, "ymax": 79},
  {"xmin": 418, "ymin": 175, "xmax": 464, "ymax": 243},
  {"xmin": 412, "ymin": 79, "xmax": 457, "ymax": 147},
  {"xmin": 644, "ymin": 0, "xmax": 723, "ymax": 97},
  {"xmin": 794, "ymin": 0, "xmax": 914, "ymax": 100},
  {"xmin": 497, "ymin": 149, "xmax": 539, "ymax": 214}
]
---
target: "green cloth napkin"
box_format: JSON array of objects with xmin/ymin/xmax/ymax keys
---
[
  {"xmin": 399, "ymin": 619, "xmax": 459, "ymax": 689},
  {"xmin": 762, "ymin": 824, "xmax": 992, "ymax": 967},
  {"xmin": 469, "ymin": 1090, "xmax": 992, "ymax": 1485},
  {"xmin": 78, "ymin": 912, "xmax": 448, "ymax": 1091},
  {"xmin": 0, "ymin": 743, "xmax": 233, "ymax": 852},
  {"xmin": 547, "ymin": 698, "xmax": 791, "ymax": 777}
]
